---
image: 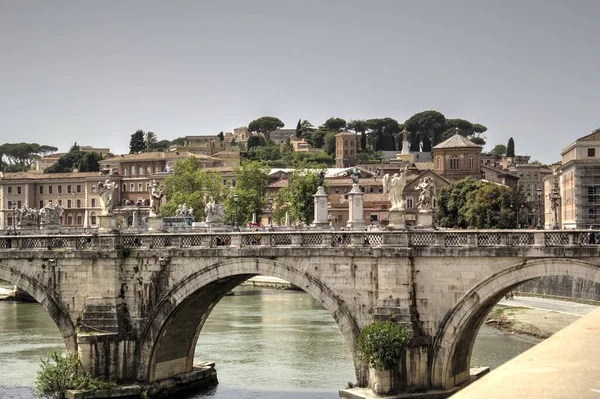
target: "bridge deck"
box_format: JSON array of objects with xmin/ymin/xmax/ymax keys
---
[{"xmin": 451, "ymin": 307, "xmax": 600, "ymax": 399}]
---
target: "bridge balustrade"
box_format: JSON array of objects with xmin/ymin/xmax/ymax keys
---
[{"xmin": 0, "ymin": 230, "xmax": 598, "ymax": 251}]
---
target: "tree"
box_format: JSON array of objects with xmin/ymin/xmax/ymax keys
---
[
  {"xmin": 437, "ymin": 177, "xmax": 481, "ymax": 228},
  {"xmin": 490, "ymin": 144, "xmax": 507, "ymax": 157},
  {"xmin": 154, "ymin": 140, "xmax": 171, "ymax": 152},
  {"xmin": 310, "ymin": 129, "xmax": 326, "ymax": 148},
  {"xmin": 404, "ymin": 110, "xmax": 447, "ymax": 151},
  {"xmin": 321, "ymin": 117, "xmax": 347, "ymax": 132},
  {"xmin": 0, "ymin": 142, "xmax": 58, "ymax": 172},
  {"xmin": 467, "ymin": 183, "xmax": 514, "ymax": 229},
  {"xmin": 295, "ymin": 119, "xmax": 302, "ymax": 138},
  {"xmin": 129, "ymin": 130, "xmax": 147, "ymax": 154},
  {"xmin": 145, "ymin": 131, "xmax": 157, "ymax": 152},
  {"xmin": 507, "ymin": 137, "xmax": 515, "ymax": 157},
  {"xmin": 78, "ymin": 152, "xmax": 102, "ymax": 172},
  {"xmin": 348, "ymin": 119, "xmax": 368, "ymax": 150},
  {"xmin": 323, "ymin": 131, "xmax": 336, "ymax": 155},
  {"xmin": 223, "ymin": 162, "xmax": 270, "ymax": 225},
  {"xmin": 217, "ymin": 131, "xmax": 224, "ymax": 142},
  {"xmin": 247, "ymin": 135, "xmax": 266, "ymax": 150},
  {"xmin": 162, "ymin": 156, "xmax": 225, "ymax": 221},
  {"xmin": 248, "ymin": 116, "xmax": 284, "ymax": 140},
  {"xmin": 273, "ymin": 164, "xmax": 323, "ymax": 225}
]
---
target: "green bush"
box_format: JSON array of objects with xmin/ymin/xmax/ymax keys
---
[
  {"xmin": 36, "ymin": 351, "xmax": 116, "ymax": 399},
  {"xmin": 356, "ymin": 321, "xmax": 411, "ymax": 371}
]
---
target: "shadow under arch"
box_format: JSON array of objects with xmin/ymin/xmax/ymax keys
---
[
  {"xmin": 136, "ymin": 257, "xmax": 361, "ymax": 383},
  {"xmin": 431, "ymin": 258, "xmax": 600, "ymax": 390},
  {"xmin": 0, "ymin": 265, "xmax": 77, "ymax": 352}
]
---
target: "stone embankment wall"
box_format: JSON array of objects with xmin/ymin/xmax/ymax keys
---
[{"xmin": 518, "ymin": 276, "xmax": 600, "ymax": 304}]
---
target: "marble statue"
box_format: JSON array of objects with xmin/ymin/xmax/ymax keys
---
[
  {"xmin": 98, "ymin": 180, "xmax": 117, "ymax": 216},
  {"xmin": 175, "ymin": 203, "xmax": 194, "ymax": 219},
  {"xmin": 383, "ymin": 165, "xmax": 409, "ymax": 211},
  {"xmin": 416, "ymin": 176, "xmax": 437, "ymax": 212},
  {"xmin": 39, "ymin": 202, "xmax": 63, "ymax": 226},
  {"xmin": 352, "ymin": 167, "xmax": 360, "ymax": 184},
  {"xmin": 149, "ymin": 180, "xmax": 165, "ymax": 217},
  {"xmin": 204, "ymin": 197, "xmax": 224, "ymax": 223},
  {"xmin": 17, "ymin": 205, "xmax": 39, "ymax": 227}
]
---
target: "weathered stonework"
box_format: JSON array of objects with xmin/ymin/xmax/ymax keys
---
[{"xmin": 0, "ymin": 230, "xmax": 599, "ymax": 397}]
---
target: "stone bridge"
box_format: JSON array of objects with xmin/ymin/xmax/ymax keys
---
[{"xmin": 1, "ymin": 229, "xmax": 599, "ymax": 395}]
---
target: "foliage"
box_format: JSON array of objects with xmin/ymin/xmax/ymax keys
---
[
  {"xmin": 247, "ymin": 135, "xmax": 267, "ymax": 150},
  {"xmin": 281, "ymin": 138, "xmax": 294, "ymax": 155},
  {"xmin": 437, "ymin": 177, "xmax": 481, "ymax": 228},
  {"xmin": 467, "ymin": 183, "xmax": 515, "ymax": 229},
  {"xmin": 321, "ymin": 117, "xmax": 347, "ymax": 132},
  {"xmin": 244, "ymin": 142, "xmax": 281, "ymax": 161},
  {"xmin": 356, "ymin": 321, "xmax": 411, "ymax": 371},
  {"xmin": 356, "ymin": 149, "xmax": 383, "ymax": 164},
  {"xmin": 45, "ymin": 144, "xmax": 101, "ymax": 174},
  {"xmin": 248, "ymin": 116, "xmax": 284, "ymax": 140},
  {"xmin": 0, "ymin": 142, "xmax": 58, "ymax": 172},
  {"xmin": 217, "ymin": 131, "xmax": 224, "ymax": 141},
  {"xmin": 507, "ymin": 137, "xmax": 515, "ymax": 157},
  {"xmin": 365, "ymin": 118, "xmax": 402, "ymax": 151},
  {"xmin": 162, "ymin": 157, "xmax": 225, "ymax": 221},
  {"xmin": 348, "ymin": 119, "xmax": 368, "ymax": 150},
  {"xmin": 145, "ymin": 132, "xmax": 157, "ymax": 151},
  {"xmin": 35, "ymin": 350, "xmax": 116, "ymax": 399},
  {"xmin": 310, "ymin": 129, "xmax": 326, "ymax": 148},
  {"xmin": 170, "ymin": 137, "xmax": 186, "ymax": 146},
  {"xmin": 323, "ymin": 131, "xmax": 336, "ymax": 155},
  {"xmin": 295, "ymin": 119, "xmax": 302, "ymax": 138},
  {"xmin": 490, "ymin": 144, "xmax": 507, "ymax": 156},
  {"xmin": 223, "ymin": 162, "xmax": 270, "ymax": 225},
  {"xmin": 129, "ymin": 130, "xmax": 147, "ymax": 153},
  {"xmin": 154, "ymin": 139, "xmax": 171, "ymax": 152},
  {"xmin": 272, "ymin": 164, "xmax": 324, "ymax": 225}
]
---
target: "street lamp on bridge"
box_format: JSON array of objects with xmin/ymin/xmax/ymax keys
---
[
  {"xmin": 268, "ymin": 195, "xmax": 273, "ymax": 231},
  {"xmin": 536, "ymin": 187, "xmax": 543, "ymax": 230},
  {"xmin": 551, "ymin": 181, "xmax": 561, "ymax": 230}
]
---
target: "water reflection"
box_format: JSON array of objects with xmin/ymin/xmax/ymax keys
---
[{"xmin": 0, "ymin": 284, "xmax": 538, "ymax": 399}]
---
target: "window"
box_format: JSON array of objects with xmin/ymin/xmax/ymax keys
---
[
  {"xmin": 76, "ymin": 199, "xmax": 81, "ymax": 208},
  {"xmin": 90, "ymin": 214, "xmax": 97, "ymax": 226},
  {"xmin": 49, "ymin": 186, "xmax": 53, "ymax": 194},
  {"xmin": 7, "ymin": 186, "xmax": 11, "ymax": 194},
  {"xmin": 139, "ymin": 167, "xmax": 144, "ymax": 175},
  {"xmin": 130, "ymin": 183, "xmax": 135, "ymax": 192},
  {"xmin": 138, "ymin": 183, "xmax": 143, "ymax": 192},
  {"xmin": 17, "ymin": 200, "xmax": 22, "ymax": 208},
  {"xmin": 344, "ymin": 149, "xmax": 348, "ymax": 155},
  {"xmin": 76, "ymin": 215, "xmax": 83, "ymax": 225},
  {"xmin": 405, "ymin": 197, "xmax": 414, "ymax": 209},
  {"xmin": 39, "ymin": 200, "xmax": 44, "ymax": 208},
  {"xmin": 469, "ymin": 157, "xmax": 474, "ymax": 169},
  {"xmin": 39, "ymin": 186, "xmax": 44, "ymax": 194},
  {"xmin": 91, "ymin": 199, "xmax": 96, "ymax": 207},
  {"xmin": 131, "ymin": 166, "xmax": 135, "ymax": 176},
  {"xmin": 67, "ymin": 215, "xmax": 73, "ymax": 225},
  {"xmin": 58, "ymin": 185, "xmax": 62, "ymax": 194},
  {"xmin": 436, "ymin": 157, "xmax": 442, "ymax": 169},
  {"xmin": 381, "ymin": 205, "xmax": 387, "ymax": 210},
  {"xmin": 450, "ymin": 156, "xmax": 460, "ymax": 170},
  {"xmin": 77, "ymin": 185, "xmax": 81, "ymax": 193},
  {"xmin": 17, "ymin": 186, "xmax": 21, "ymax": 194},
  {"xmin": 92, "ymin": 184, "xmax": 96, "ymax": 192},
  {"xmin": 57, "ymin": 199, "xmax": 62, "ymax": 206},
  {"xmin": 123, "ymin": 168, "xmax": 128, "ymax": 176},
  {"xmin": 67, "ymin": 185, "xmax": 72, "ymax": 194},
  {"xmin": 122, "ymin": 184, "xmax": 127, "ymax": 192},
  {"xmin": 146, "ymin": 166, "xmax": 152, "ymax": 174},
  {"xmin": 67, "ymin": 200, "xmax": 72, "ymax": 208},
  {"xmin": 588, "ymin": 148, "xmax": 596, "ymax": 157}
]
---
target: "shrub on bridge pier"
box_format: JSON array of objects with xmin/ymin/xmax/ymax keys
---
[{"xmin": 356, "ymin": 320, "xmax": 410, "ymax": 371}]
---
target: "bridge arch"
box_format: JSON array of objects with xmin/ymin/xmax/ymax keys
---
[
  {"xmin": 0, "ymin": 265, "xmax": 77, "ymax": 351},
  {"xmin": 136, "ymin": 257, "xmax": 361, "ymax": 383},
  {"xmin": 431, "ymin": 258, "xmax": 600, "ymax": 390}
]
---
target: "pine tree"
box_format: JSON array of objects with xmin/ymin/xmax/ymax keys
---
[
  {"xmin": 295, "ymin": 119, "xmax": 302, "ymax": 138},
  {"xmin": 129, "ymin": 130, "xmax": 147, "ymax": 154},
  {"xmin": 507, "ymin": 137, "xmax": 515, "ymax": 157}
]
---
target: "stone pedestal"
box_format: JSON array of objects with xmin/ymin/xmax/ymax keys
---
[
  {"xmin": 313, "ymin": 186, "xmax": 329, "ymax": 230},
  {"xmin": 416, "ymin": 210, "xmax": 433, "ymax": 229},
  {"xmin": 387, "ymin": 209, "xmax": 406, "ymax": 230},
  {"xmin": 346, "ymin": 184, "xmax": 365, "ymax": 230},
  {"xmin": 98, "ymin": 215, "xmax": 116, "ymax": 232},
  {"xmin": 147, "ymin": 216, "xmax": 164, "ymax": 231}
]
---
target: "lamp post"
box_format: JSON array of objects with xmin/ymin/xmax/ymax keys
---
[
  {"xmin": 551, "ymin": 181, "xmax": 561, "ymax": 230},
  {"xmin": 268, "ymin": 195, "xmax": 273, "ymax": 231},
  {"xmin": 11, "ymin": 201, "xmax": 16, "ymax": 233},
  {"xmin": 233, "ymin": 194, "xmax": 239, "ymax": 231},
  {"xmin": 536, "ymin": 187, "xmax": 543, "ymax": 230}
]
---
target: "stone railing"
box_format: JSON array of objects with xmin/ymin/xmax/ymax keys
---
[{"xmin": 0, "ymin": 230, "xmax": 597, "ymax": 251}]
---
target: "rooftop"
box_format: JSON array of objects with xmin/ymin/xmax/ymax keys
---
[{"xmin": 432, "ymin": 134, "xmax": 481, "ymax": 150}]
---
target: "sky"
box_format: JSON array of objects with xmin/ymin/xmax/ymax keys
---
[{"xmin": 1, "ymin": 0, "xmax": 599, "ymax": 164}]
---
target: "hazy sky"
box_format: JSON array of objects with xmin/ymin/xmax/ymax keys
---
[{"xmin": 1, "ymin": 0, "xmax": 599, "ymax": 164}]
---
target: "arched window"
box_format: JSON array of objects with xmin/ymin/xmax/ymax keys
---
[
  {"xmin": 450, "ymin": 156, "xmax": 460, "ymax": 170},
  {"xmin": 436, "ymin": 157, "xmax": 442, "ymax": 169},
  {"xmin": 130, "ymin": 166, "xmax": 135, "ymax": 176},
  {"xmin": 469, "ymin": 157, "xmax": 474, "ymax": 169},
  {"xmin": 90, "ymin": 212, "xmax": 97, "ymax": 226}
]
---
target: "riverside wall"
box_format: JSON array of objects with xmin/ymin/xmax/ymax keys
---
[{"xmin": 518, "ymin": 276, "xmax": 600, "ymax": 304}]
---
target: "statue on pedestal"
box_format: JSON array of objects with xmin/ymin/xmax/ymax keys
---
[
  {"xmin": 318, "ymin": 170, "xmax": 325, "ymax": 187},
  {"xmin": 416, "ymin": 176, "xmax": 437, "ymax": 212},
  {"xmin": 352, "ymin": 167, "xmax": 360, "ymax": 184},
  {"xmin": 383, "ymin": 165, "xmax": 409, "ymax": 211},
  {"xmin": 39, "ymin": 202, "xmax": 63, "ymax": 226},
  {"xmin": 98, "ymin": 180, "xmax": 117, "ymax": 216},
  {"xmin": 149, "ymin": 180, "xmax": 165, "ymax": 217},
  {"xmin": 17, "ymin": 205, "xmax": 39, "ymax": 227},
  {"xmin": 204, "ymin": 197, "xmax": 224, "ymax": 224}
]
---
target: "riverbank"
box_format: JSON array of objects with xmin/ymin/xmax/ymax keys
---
[{"xmin": 485, "ymin": 304, "xmax": 583, "ymax": 339}]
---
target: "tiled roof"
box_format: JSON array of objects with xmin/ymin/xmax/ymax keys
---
[
  {"xmin": 432, "ymin": 134, "xmax": 481, "ymax": 149},
  {"xmin": 335, "ymin": 131, "xmax": 357, "ymax": 137},
  {"xmin": 413, "ymin": 162, "xmax": 434, "ymax": 171}
]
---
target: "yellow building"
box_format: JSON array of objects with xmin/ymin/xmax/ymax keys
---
[{"xmin": 335, "ymin": 131, "xmax": 358, "ymax": 168}]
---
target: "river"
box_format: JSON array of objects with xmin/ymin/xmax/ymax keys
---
[{"xmin": 0, "ymin": 283, "xmax": 538, "ymax": 398}]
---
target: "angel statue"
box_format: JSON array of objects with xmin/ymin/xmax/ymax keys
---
[
  {"xmin": 149, "ymin": 180, "xmax": 165, "ymax": 217},
  {"xmin": 383, "ymin": 165, "xmax": 409, "ymax": 211},
  {"xmin": 98, "ymin": 180, "xmax": 117, "ymax": 216},
  {"xmin": 416, "ymin": 176, "xmax": 437, "ymax": 212}
]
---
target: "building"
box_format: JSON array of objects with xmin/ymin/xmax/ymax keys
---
[
  {"xmin": 431, "ymin": 134, "xmax": 482, "ymax": 181},
  {"xmin": 507, "ymin": 164, "xmax": 552, "ymax": 227},
  {"xmin": 169, "ymin": 135, "xmax": 230, "ymax": 156},
  {"xmin": 335, "ymin": 131, "xmax": 358, "ymax": 168},
  {"xmin": 268, "ymin": 129, "xmax": 296, "ymax": 145},
  {"xmin": 558, "ymin": 128, "xmax": 600, "ymax": 229},
  {"xmin": 33, "ymin": 146, "xmax": 112, "ymax": 172}
]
